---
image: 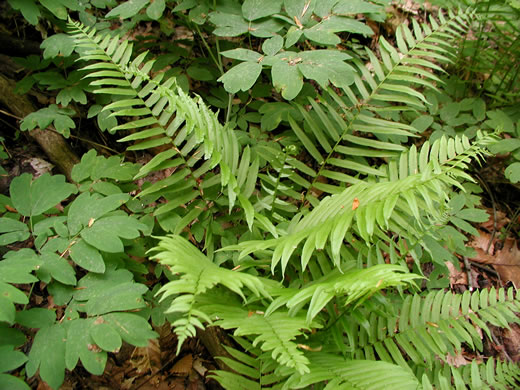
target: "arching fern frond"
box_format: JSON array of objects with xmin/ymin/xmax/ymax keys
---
[
  {"xmin": 268, "ymin": 7, "xmax": 476, "ymax": 208},
  {"xmin": 328, "ymin": 287, "xmax": 520, "ymax": 378},
  {"xmin": 227, "ymin": 132, "xmax": 497, "ymax": 274},
  {"xmin": 68, "ymin": 20, "xmax": 257, "ymax": 226},
  {"xmin": 284, "ymin": 354, "xmax": 420, "ymax": 390},
  {"xmin": 152, "ymin": 235, "xmax": 273, "ymax": 351}
]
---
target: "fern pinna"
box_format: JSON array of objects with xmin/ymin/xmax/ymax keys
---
[{"xmin": 68, "ymin": 5, "xmax": 520, "ymax": 390}]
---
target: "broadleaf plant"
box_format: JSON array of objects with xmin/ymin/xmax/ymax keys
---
[{"xmin": 2, "ymin": 0, "xmax": 520, "ymax": 388}]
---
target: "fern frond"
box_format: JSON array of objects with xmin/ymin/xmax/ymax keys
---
[
  {"xmin": 277, "ymin": 7, "xmax": 476, "ymax": 204},
  {"xmin": 265, "ymin": 264, "xmax": 420, "ymax": 324},
  {"xmin": 151, "ymin": 235, "xmax": 273, "ymax": 351},
  {"xmin": 227, "ymin": 132, "xmax": 496, "ymax": 274},
  {"xmin": 333, "ymin": 287, "xmax": 520, "ymax": 372},
  {"xmin": 284, "ymin": 354, "xmax": 420, "ymax": 390},
  {"xmin": 68, "ymin": 20, "xmax": 257, "ymax": 226}
]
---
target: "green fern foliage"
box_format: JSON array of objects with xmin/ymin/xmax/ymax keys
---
[
  {"xmin": 68, "ymin": 19, "xmax": 257, "ymax": 224},
  {"xmin": 228, "ymin": 132, "xmax": 497, "ymax": 274},
  {"xmin": 152, "ymin": 235, "xmax": 272, "ymax": 351}
]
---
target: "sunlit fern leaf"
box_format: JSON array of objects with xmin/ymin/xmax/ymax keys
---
[
  {"xmin": 226, "ymin": 132, "xmax": 497, "ymax": 274},
  {"xmin": 151, "ymin": 235, "xmax": 273, "ymax": 352},
  {"xmin": 199, "ymin": 303, "xmax": 315, "ymax": 375},
  {"xmin": 264, "ymin": 264, "xmax": 420, "ymax": 324},
  {"xmin": 276, "ymin": 8, "xmax": 475, "ymax": 206},
  {"xmin": 68, "ymin": 19, "xmax": 257, "ymax": 227},
  {"xmin": 209, "ymin": 342, "xmax": 287, "ymax": 389},
  {"xmin": 330, "ymin": 287, "xmax": 520, "ymax": 376},
  {"xmin": 284, "ymin": 354, "xmax": 420, "ymax": 390}
]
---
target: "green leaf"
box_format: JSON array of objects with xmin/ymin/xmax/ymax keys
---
[
  {"xmin": 103, "ymin": 312, "xmax": 158, "ymax": 346},
  {"xmin": 81, "ymin": 215, "xmax": 146, "ymax": 253},
  {"xmin": 0, "ymin": 218, "xmax": 29, "ymax": 245},
  {"xmin": 38, "ymin": 252, "xmax": 76, "ymax": 285},
  {"xmin": 146, "ymin": 0, "xmax": 165, "ymax": 19},
  {"xmin": 221, "ymin": 48, "xmax": 263, "ymax": 62},
  {"xmin": 71, "ymin": 149, "xmax": 139, "ymax": 183},
  {"xmin": 0, "ymin": 324, "xmax": 26, "ymax": 347},
  {"xmin": 90, "ymin": 322, "xmax": 122, "ymax": 352},
  {"xmin": 56, "ymin": 85, "xmax": 87, "ymax": 106},
  {"xmin": 20, "ymin": 105, "xmax": 76, "ymax": 137},
  {"xmin": 0, "ymin": 282, "xmax": 28, "ymax": 305},
  {"xmin": 242, "ymin": 0, "xmax": 282, "ymax": 21},
  {"xmin": 489, "ymin": 138, "xmax": 520, "ymax": 154},
  {"xmin": 0, "ymin": 345, "xmax": 28, "ymax": 373},
  {"xmin": 40, "ymin": 34, "xmax": 75, "ymax": 59},
  {"xmin": 69, "ymin": 239, "xmax": 105, "ymax": 273},
  {"xmin": 505, "ymin": 162, "xmax": 520, "ymax": 183},
  {"xmin": 39, "ymin": 0, "xmax": 67, "ymax": 20},
  {"xmin": 332, "ymin": 0, "xmax": 382, "ymax": 14},
  {"xmin": 0, "ymin": 249, "xmax": 40, "ymax": 284},
  {"xmin": 0, "ymin": 297, "xmax": 15, "ymax": 324},
  {"xmin": 26, "ymin": 324, "xmax": 66, "ymax": 390},
  {"xmin": 65, "ymin": 319, "xmax": 107, "ymax": 375},
  {"xmin": 262, "ymin": 35, "xmax": 284, "ymax": 56},
  {"xmin": 84, "ymin": 282, "xmax": 148, "ymax": 315},
  {"xmin": 7, "ymin": 0, "xmax": 40, "ymax": 25},
  {"xmin": 67, "ymin": 192, "xmax": 130, "ymax": 235},
  {"xmin": 272, "ymin": 60, "xmax": 303, "ymax": 100},
  {"xmin": 106, "ymin": 0, "xmax": 149, "ymax": 19},
  {"xmin": 15, "ymin": 308, "xmax": 56, "ymax": 329},
  {"xmin": 210, "ymin": 12, "xmax": 249, "ymax": 37},
  {"xmin": 219, "ymin": 62, "xmax": 262, "ymax": 93},
  {"xmin": 0, "ymin": 373, "xmax": 30, "ymax": 390},
  {"xmin": 10, "ymin": 173, "xmax": 76, "ymax": 218}
]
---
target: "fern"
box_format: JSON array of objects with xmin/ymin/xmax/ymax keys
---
[
  {"xmin": 68, "ymin": 20, "xmax": 257, "ymax": 227},
  {"xmin": 227, "ymin": 131, "xmax": 497, "ymax": 274},
  {"xmin": 151, "ymin": 235, "xmax": 273, "ymax": 351},
  {"xmin": 254, "ymin": 7, "xmax": 475, "ymax": 214}
]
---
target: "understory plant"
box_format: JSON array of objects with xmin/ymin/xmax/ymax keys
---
[{"xmin": 1, "ymin": 0, "xmax": 520, "ymax": 389}]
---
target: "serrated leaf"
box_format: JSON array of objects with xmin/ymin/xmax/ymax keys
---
[
  {"xmin": 26, "ymin": 324, "xmax": 66, "ymax": 390},
  {"xmin": 218, "ymin": 61, "xmax": 262, "ymax": 93},
  {"xmin": 242, "ymin": 0, "xmax": 282, "ymax": 21},
  {"xmin": 106, "ymin": 0, "xmax": 149, "ymax": 19},
  {"xmin": 69, "ymin": 239, "xmax": 105, "ymax": 273},
  {"xmin": 10, "ymin": 173, "xmax": 76, "ymax": 218},
  {"xmin": 56, "ymin": 85, "xmax": 87, "ymax": 106}
]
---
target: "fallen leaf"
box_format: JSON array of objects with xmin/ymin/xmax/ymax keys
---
[
  {"xmin": 446, "ymin": 350, "xmax": 470, "ymax": 367},
  {"xmin": 469, "ymin": 236, "xmax": 520, "ymax": 287},
  {"xmin": 171, "ymin": 354, "xmax": 193, "ymax": 376}
]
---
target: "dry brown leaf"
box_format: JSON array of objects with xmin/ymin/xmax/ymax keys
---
[
  {"xmin": 192, "ymin": 357, "xmax": 208, "ymax": 377},
  {"xmin": 446, "ymin": 350, "xmax": 471, "ymax": 367},
  {"xmin": 130, "ymin": 339, "xmax": 162, "ymax": 375},
  {"xmin": 469, "ymin": 236, "xmax": 520, "ymax": 287},
  {"xmin": 171, "ymin": 354, "xmax": 193, "ymax": 376}
]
